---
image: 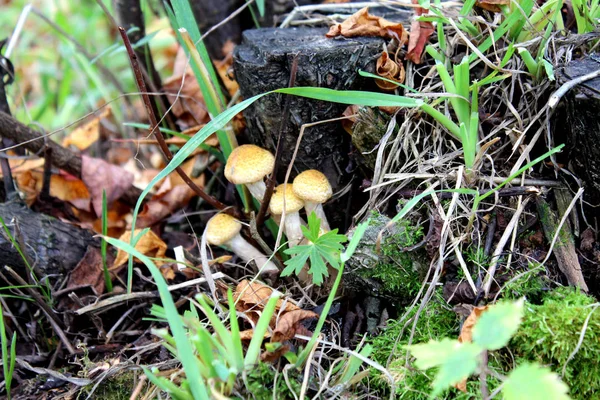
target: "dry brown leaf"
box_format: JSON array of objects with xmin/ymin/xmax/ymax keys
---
[
  {"xmin": 62, "ymin": 107, "xmax": 111, "ymax": 150},
  {"xmin": 81, "ymin": 155, "xmax": 134, "ymax": 217},
  {"xmin": 234, "ymin": 280, "xmax": 300, "ymax": 315},
  {"xmin": 454, "ymin": 305, "xmax": 489, "ymax": 392},
  {"xmin": 376, "ymin": 51, "xmax": 405, "ymax": 90},
  {"xmin": 66, "ymin": 246, "xmax": 107, "ymax": 295},
  {"xmin": 136, "ymin": 175, "xmax": 205, "ymax": 228},
  {"xmin": 271, "ymin": 309, "xmax": 318, "ymax": 343},
  {"xmin": 240, "ymin": 329, "xmax": 272, "ymax": 341},
  {"xmin": 341, "ymin": 105, "xmax": 360, "ymax": 135},
  {"xmin": 405, "ymin": 0, "xmax": 434, "ymax": 64},
  {"xmin": 406, "ymin": 20, "xmax": 434, "ymax": 64},
  {"xmin": 476, "ymin": 0, "xmax": 509, "ymax": 12},
  {"xmin": 111, "ymin": 228, "xmax": 167, "ymax": 269},
  {"xmin": 261, "ymin": 343, "xmax": 290, "ymax": 363},
  {"xmin": 326, "ymin": 7, "xmax": 408, "ymax": 43},
  {"xmin": 163, "ymin": 73, "xmax": 209, "ymax": 128}
]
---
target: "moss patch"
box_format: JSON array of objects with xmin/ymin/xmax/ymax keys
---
[{"xmin": 511, "ymin": 287, "xmax": 600, "ymax": 398}]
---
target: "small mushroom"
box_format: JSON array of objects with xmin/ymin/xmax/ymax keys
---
[
  {"xmin": 293, "ymin": 170, "xmax": 333, "ymax": 231},
  {"xmin": 224, "ymin": 144, "xmax": 275, "ymax": 201},
  {"xmin": 269, "ymin": 184, "xmax": 305, "ymax": 247},
  {"xmin": 205, "ymin": 213, "xmax": 278, "ymax": 274}
]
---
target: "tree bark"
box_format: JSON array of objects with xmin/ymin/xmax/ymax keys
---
[
  {"xmin": 0, "ymin": 111, "xmax": 142, "ymax": 206},
  {"xmin": 0, "ymin": 200, "xmax": 98, "ymax": 276}
]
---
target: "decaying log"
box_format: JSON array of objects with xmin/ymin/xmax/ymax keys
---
[
  {"xmin": 234, "ymin": 27, "xmax": 384, "ymax": 190},
  {"xmin": 535, "ymin": 195, "xmax": 588, "ymax": 291},
  {"xmin": 0, "ymin": 200, "xmax": 98, "ymax": 277}
]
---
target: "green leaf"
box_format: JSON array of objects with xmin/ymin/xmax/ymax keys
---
[
  {"xmin": 503, "ymin": 363, "xmax": 571, "ymax": 400},
  {"xmin": 473, "ymin": 299, "xmax": 524, "ymax": 350},
  {"xmin": 408, "ymin": 338, "xmax": 481, "ymax": 396},
  {"xmin": 282, "ymin": 213, "xmax": 347, "ymax": 285}
]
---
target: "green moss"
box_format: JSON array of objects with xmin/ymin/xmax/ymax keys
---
[
  {"xmin": 80, "ymin": 371, "xmax": 137, "ymax": 400},
  {"xmin": 501, "ymin": 264, "xmax": 549, "ymax": 303},
  {"xmin": 367, "ymin": 293, "xmax": 478, "ymax": 398},
  {"xmin": 511, "ymin": 287, "xmax": 600, "ymax": 398},
  {"xmin": 359, "ymin": 221, "xmax": 424, "ymax": 299},
  {"xmin": 243, "ymin": 362, "xmax": 304, "ymax": 400}
]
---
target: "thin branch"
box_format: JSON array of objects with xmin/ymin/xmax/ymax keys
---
[{"xmin": 118, "ymin": 28, "xmax": 237, "ymax": 217}]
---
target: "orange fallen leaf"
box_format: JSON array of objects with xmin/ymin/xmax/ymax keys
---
[
  {"xmin": 326, "ymin": 7, "xmax": 408, "ymax": 44},
  {"xmin": 81, "ymin": 155, "xmax": 134, "ymax": 217},
  {"xmin": 376, "ymin": 51, "xmax": 405, "ymax": 90},
  {"xmin": 111, "ymin": 228, "xmax": 167, "ymax": 269},
  {"xmin": 62, "ymin": 107, "xmax": 111, "ymax": 150},
  {"xmin": 16, "ymin": 170, "xmax": 91, "ymax": 209},
  {"xmin": 216, "ymin": 40, "xmax": 239, "ymax": 97},
  {"xmin": 454, "ymin": 305, "xmax": 489, "ymax": 392},
  {"xmin": 341, "ymin": 105, "xmax": 360, "ymax": 135}
]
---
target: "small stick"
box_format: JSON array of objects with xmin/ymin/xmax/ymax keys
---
[
  {"xmin": 118, "ymin": 27, "xmax": 236, "ymax": 217},
  {"xmin": 256, "ymin": 55, "xmax": 299, "ymax": 227}
]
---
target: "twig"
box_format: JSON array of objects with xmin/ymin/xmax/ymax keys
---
[
  {"xmin": 256, "ymin": 55, "xmax": 299, "ymax": 227},
  {"xmin": 118, "ymin": 27, "xmax": 235, "ymax": 216}
]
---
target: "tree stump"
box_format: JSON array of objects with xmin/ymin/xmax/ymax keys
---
[
  {"xmin": 233, "ymin": 27, "xmax": 384, "ymax": 191},
  {"xmin": 557, "ymin": 56, "xmax": 600, "ymax": 201}
]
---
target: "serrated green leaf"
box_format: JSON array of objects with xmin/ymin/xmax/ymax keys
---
[
  {"xmin": 282, "ymin": 213, "xmax": 347, "ymax": 285},
  {"xmin": 473, "ymin": 299, "xmax": 524, "ymax": 350},
  {"xmin": 503, "ymin": 363, "xmax": 571, "ymax": 400},
  {"xmin": 408, "ymin": 338, "xmax": 481, "ymax": 396}
]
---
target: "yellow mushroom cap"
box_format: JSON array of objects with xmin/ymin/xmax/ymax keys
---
[
  {"xmin": 206, "ymin": 213, "xmax": 242, "ymax": 246},
  {"xmin": 224, "ymin": 144, "xmax": 275, "ymax": 185},
  {"xmin": 293, "ymin": 170, "xmax": 332, "ymax": 204},
  {"xmin": 269, "ymin": 184, "xmax": 304, "ymax": 215}
]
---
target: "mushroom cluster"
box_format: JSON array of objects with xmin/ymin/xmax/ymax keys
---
[{"xmin": 205, "ymin": 144, "xmax": 334, "ymax": 277}]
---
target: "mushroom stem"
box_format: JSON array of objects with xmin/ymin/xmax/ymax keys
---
[
  {"xmin": 305, "ymin": 202, "xmax": 330, "ymax": 232},
  {"xmin": 228, "ymin": 234, "xmax": 279, "ymax": 273},
  {"xmin": 283, "ymin": 212, "xmax": 304, "ymax": 247},
  {"xmin": 246, "ymin": 181, "xmax": 267, "ymax": 201}
]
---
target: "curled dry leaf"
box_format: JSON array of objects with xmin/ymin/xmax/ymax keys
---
[
  {"xmin": 111, "ymin": 228, "xmax": 167, "ymax": 270},
  {"xmin": 326, "ymin": 7, "xmax": 408, "ymax": 44},
  {"xmin": 81, "ymin": 155, "xmax": 134, "ymax": 217},
  {"xmin": 454, "ymin": 305, "xmax": 489, "ymax": 392},
  {"xmin": 376, "ymin": 51, "xmax": 405, "ymax": 90},
  {"xmin": 341, "ymin": 105, "xmax": 360, "ymax": 135},
  {"xmin": 62, "ymin": 107, "xmax": 111, "ymax": 150},
  {"xmin": 271, "ymin": 309, "xmax": 318, "ymax": 343}
]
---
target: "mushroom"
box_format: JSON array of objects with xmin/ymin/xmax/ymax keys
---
[
  {"xmin": 224, "ymin": 144, "xmax": 275, "ymax": 201},
  {"xmin": 293, "ymin": 170, "xmax": 333, "ymax": 232},
  {"xmin": 205, "ymin": 213, "xmax": 278, "ymax": 274},
  {"xmin": 269, "ymin": 184, "xmax": 305, "ymax": 247}
]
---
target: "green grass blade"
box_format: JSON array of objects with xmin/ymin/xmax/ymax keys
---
[
  {"xmin": 256, "ymin": 0, "xmax": 265, "ymax": 16},
  {"xmin": 101, "ymin": 190, "xmax": 112, "ymax": 292},
  {"xmin": 228, "ymin": 290, "xmax": 245, "ymax": 372},
  {"xmin": 106, "ymin": 237, "xmax": 209, "ymax": 399},
  {"xmin": 245, "ymin": 293, "xmax": 280, "ymax": 368}
]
